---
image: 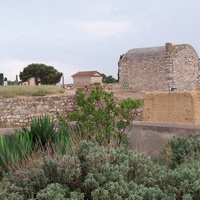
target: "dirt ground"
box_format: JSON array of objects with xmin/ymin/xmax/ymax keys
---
[
  {"xmin": 111, "ymin": 90, "xmax": 145, "ymax": 101},
  {"xmin": 64, "ymin": 88, "xmax": 145, "ymax": 101}
]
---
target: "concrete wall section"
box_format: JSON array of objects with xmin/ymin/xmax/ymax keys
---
[
  {"xmin": 2, "ymin": 121, "xmax": 200, "ymax": 160},
  {"xmin": 128, "ymin": 121, "xmax": 200, "ymax": 159}
]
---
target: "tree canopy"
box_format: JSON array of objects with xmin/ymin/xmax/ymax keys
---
[
  {"xmin": 19, "ymin": 63, "xmax": 63, "ymax": 85},
  {"xmin": 102, "ymin": 74, "xmax": 118, "ymax": 83}
]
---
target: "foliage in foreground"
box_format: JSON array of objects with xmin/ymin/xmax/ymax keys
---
[
  {"xmin": 1, "ymin": 141, "xmax": 200, "ymax": 199},
  {"xmin": 0, "ymin": 114, "xmax": 71, "ymax": 175},
  {"xmin": 67, "ymin": 87, "xmax": 142, "ymax": 147},
  {"xmin": 163, "ymin": 133, "xmax": 200, "ymax": 168}
]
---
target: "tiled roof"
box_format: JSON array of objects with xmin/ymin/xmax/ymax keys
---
[{"xmin": 71, "ymin": 71, "xmax": 102, "ymax": 77}]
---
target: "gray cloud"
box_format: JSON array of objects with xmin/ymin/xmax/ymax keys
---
[{"xmin": 0, "ymin": 0, "xmax": 200, "ymax": 83}]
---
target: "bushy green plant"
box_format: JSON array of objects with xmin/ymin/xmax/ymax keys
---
[
  {"xmin": 162, "ymin": 161, "xmax": 200, "ymax": 199},
  {"xmin": 2, "ymin": 140, "xmax": 200, "ymax": 199},
  {"xmin": 163, "ymin": 133, "xmax": 200, "ymax": 168},
  {"xmin": 0, "ymin": 141, "xmax": 162, "ymax": 199},
  {"xmin": 67, "ymin": 87, "xmax": 142, "ymax": 146},
  {"xmin": 36, "ymin": 183, "xmax": 69, "ymax": 200},
  {"xmin": 2, "ymin": 141, "xmax": 200, "ymax": 199}
]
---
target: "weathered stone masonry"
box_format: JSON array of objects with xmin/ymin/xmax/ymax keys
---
[
  {"xmin": 0, "ymin": 95, "xmax": 75, "ymax": 128},
  {"xmin": 118, "ymin": 43, "xmax": 200, "ymax": 91}
]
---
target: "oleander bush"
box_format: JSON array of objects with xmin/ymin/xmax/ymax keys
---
[
  {"xmin": 1, "ymin": 141, "xmax": 200, "ymax": 199},
  {"xmin": 67, "ymin": 86, "xmax": 142, "ymax": 147}
]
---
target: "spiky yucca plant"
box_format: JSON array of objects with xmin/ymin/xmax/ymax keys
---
[
  {"xmin": 0, "ymin": 114, "xmax": 71, "ymax": 175},
  {"xmin": 0, "ymin": 130, "xmax": 32, "ymax": 174}
]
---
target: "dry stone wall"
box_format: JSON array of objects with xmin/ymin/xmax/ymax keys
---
[
  {"xmin": 171, "ymin": 44, "xmax": 199, "ymax": 90},
  {"xmin": 0, "ymin": 95, "xmax": 75, "ymax": 128}
]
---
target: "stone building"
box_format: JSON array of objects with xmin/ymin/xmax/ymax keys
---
[
  {"xmin": 22, "ymin": 77, "xmax": 41, "ymax": 86},
  {"xmin": 71, "ymin": 71, "xmax": 102, "ymax": 88},
  {"xmin": 118, "ymin": 43, "xmax": 200, "ymax": 91}
]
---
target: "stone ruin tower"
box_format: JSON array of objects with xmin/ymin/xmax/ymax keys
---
[{"xmin": 118, "ymin": 43, "xmax": 200, "ymax": 91}]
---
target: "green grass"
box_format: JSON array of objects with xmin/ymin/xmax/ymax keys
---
[
  {"xmin": 0, "ymin": 85, "xmax": 65, "ymax": 97},
  {"xmin": 0, "ymin": 131, "xmax": 33, "ymax": 174}
]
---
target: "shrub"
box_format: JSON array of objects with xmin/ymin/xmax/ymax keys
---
[
  {"xmin": 163, "ymin": 133, "xmax": 200, "ymax": 168},
  {"xmin": 36, "ymin": 183, "xmax": 69, "ymax": 200},
  {"xmin": 4, "ymin": 141, "xmax": 200, "ymax": 199},
  {"xmin": 2, "ymin": 139, "xmax": 200, "ymax": 199},
  {"xmin": 67, "ymin": 87, "xmax": 142, "ymax": 147}
]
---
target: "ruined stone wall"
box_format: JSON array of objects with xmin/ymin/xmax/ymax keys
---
[
  {"xmin": 119, "ymin": 55, "xmax": 172, "ymax": 91},
  {"xmin": 143, "ymin": 91, "xmax": 200, "ymax": 124},
  {"xmin": 0, "ymin": 95, "xmax": 75, "ymax": 128},
  {"xmin": 171, "ymin": 44, "xmax": 199, "ymax": 90}
]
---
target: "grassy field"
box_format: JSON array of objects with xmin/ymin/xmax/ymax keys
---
[{"xmin": 0, "ymin": 85, "xmax": 65, "ymax": 97}]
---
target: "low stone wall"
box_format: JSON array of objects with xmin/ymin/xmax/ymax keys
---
[{"xmin": 0, "ymin": 95, "xmax": 75, "ymax": 128}]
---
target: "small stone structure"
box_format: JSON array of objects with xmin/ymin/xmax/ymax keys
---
[
  {"xmin": 0, "ymin": 95, "xmax": 75, "ymax": 128},
  {"xmin": 22, "ymin": 77, "xmax": 41, "ymax": 86},
  {"xmin": 72, "ymin": 71, "xmax": 102, "ymax": 88},
  {"xmin": 143, "ymin": 90, "xmax": 200, "ymax": 123},
  {"xmin": 118, "ymin": 43, "xmax": 200, "ymax": 91}
]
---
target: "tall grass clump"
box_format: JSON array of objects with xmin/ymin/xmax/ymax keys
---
[
  {"xmin": 0, "ymin": 85, "xmax": 65, "ymax": 97},
  {"xmin": 0, "ymin": 114, "xmax": 71, "ymax": 175},
  {"xmin": 22, "ymin": 114, "xmax": 72, "ymax": 153},
  {"xmin": 0, "ymin": 130, "xmax": 32, "ymax": 175}
]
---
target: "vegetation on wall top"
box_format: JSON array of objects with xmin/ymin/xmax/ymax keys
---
[{"xmin": 0, "ymin": 85, "xmax": 65, "ymax": 97}]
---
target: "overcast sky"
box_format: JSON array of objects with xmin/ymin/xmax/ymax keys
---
[{"xmin": 0, "ymin": 0, "xmax": 200, "ymax": 83}]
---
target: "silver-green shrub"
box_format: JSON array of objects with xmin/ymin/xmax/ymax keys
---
[{"xmin": 1, "ymin": 141, "xmax": 200, "ymax": 199}]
